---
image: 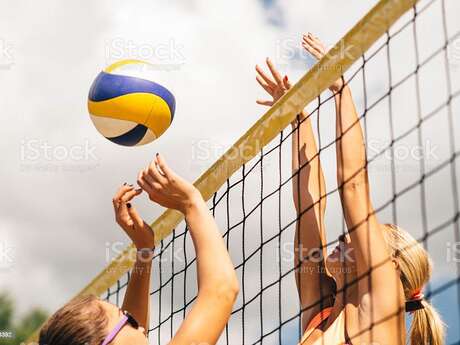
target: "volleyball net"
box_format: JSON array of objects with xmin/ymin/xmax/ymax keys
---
[{"xmin": 28, "ymin": 0, "xmax": 460, "ymax": 343}]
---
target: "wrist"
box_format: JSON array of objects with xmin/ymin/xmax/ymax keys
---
[
  {"xmin": 329, "ymin": 86, "xmax": 341, "ymax": 93},
  {"xmin": 291, "ymin": 111, "xmax": 307, "ymax": 128},
  {"xmin": 330, "ymin": 82, "xmax": 347, "ymax": 94},
  {"xmin": 136, "ymin": 247, "xmax": 155, "ymax": 263},
  {"xmin": 182, "ymin": 189, "xmax": 204, "ymax": 215},
  {"xmin": 134, "ymin": 241, "xmax": 155, "ymax": 251}
]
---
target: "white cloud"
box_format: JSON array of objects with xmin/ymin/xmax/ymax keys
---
[{"xmin": 1, "ymin": 0, "xmax": 459, "ymax": 343}]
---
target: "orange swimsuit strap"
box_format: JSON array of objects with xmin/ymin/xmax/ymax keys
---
[
  {"xmin": 305, "ymin": 307, "xmax": 334, "ymax": 332},
  {"xmin": 301, "ymin": 307, "xmax": 351, "ymax": 345}
]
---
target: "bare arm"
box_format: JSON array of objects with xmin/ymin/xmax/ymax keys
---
[
  {"xmin": 304, "ymin": 32, "xmax": 399, "ymax": 295},
  {"xmin": 305, "ymin": 33, "xmax": 404, "ymax": 343},
  {"xmin": 137, "ymin": 154, "xmax": 239, "ymax": 345},
  {"xmin": 256, "ymin": 57, "xmax": 333, "ymax": 329},
  {"xmin": 113, "ymin": 185, "xmax": 155, "ymax": 332},
  {"xmin": 334, "ymin": 82, "xmax": 404, "ymax": 345},
  {"xmin": 291, "ymin": 111, "xmax": 334, "ymax": 325},
  {"xmin": 333, "ymin": 85, "xmax": 390, "ymax": 278},
  {"xmin": 122, "ymin": 258, "xmax": 152, "ymax": 332},
  {"xmin": 170, "ymin": 196, "xmax": 239, "ymax": 345}
]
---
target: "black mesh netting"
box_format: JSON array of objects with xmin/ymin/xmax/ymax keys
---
[{"xmin": 105, "ymin": 1, "xmax": 460, "ymax": 343}]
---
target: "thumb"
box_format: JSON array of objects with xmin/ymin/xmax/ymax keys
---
[{"xmin": 127, "ymin": 203, "xmax": 144, "ymax": 228}]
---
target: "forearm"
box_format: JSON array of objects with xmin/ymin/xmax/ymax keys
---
[
  {"xmin": 122, "ymin": 255, "xmax": 152, "ymax": 332},
  {"xmin": 169, "ymin": 196, "xmax": 238, "ymax": 345},
  {"xmin": 184, "ymin": 195, "xmax": 238, "ymax": 295},
  {"xmin": 291, "ymin": 111, "xmax": 326, "ymax": 213},
  {"xmin": 334, "ymin": 86, "xmax": 391, "ymax": 274},
  {"xmin": 334, "ymin": 85, "xmax": 367, "ymax": 188},
  {"xmin": 291, "ymin": 110, "xmax": 329, "ymax": 285},
  {"xmin": 291, "ymin": 112, "xmax": 306, "ymax": 174}
]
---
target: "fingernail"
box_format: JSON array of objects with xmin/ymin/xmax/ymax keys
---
[
  {"xmin": 123, "ymin": 182, "xmax": 127, "ymax": 186},
  {"xmin": 127, "ymin": 203, "xmax": 132, "ymax": 209},
  {"xmin": 156, "ymin": 152, "xmax": 159, "ymax": 157},
  {"xmin": 129, "ymin": 184, "xmax": 134, "ymax": 187}
]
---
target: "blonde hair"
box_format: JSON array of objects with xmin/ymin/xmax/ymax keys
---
[{"xmin": 382, "ymin": 224, "xmax": 445, "ymax": 345}]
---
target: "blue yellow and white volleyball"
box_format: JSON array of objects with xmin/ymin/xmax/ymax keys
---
[{"xmin": 88, "ymin": 60, "xmax": 175, "ymax": 146}]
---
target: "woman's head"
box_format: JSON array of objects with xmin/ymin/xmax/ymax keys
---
[
  {"xmin": 382, "ymin": 224, "xmax": 445, "ymax": 345},
  {"xmin": 39, "ymin": 295, "xmax": 147, "ymax": 345},
  {"xmin": 326, "ymin": 224, "xmax": 445, "ymax": 345}
]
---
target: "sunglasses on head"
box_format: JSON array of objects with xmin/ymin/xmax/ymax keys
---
[{"xmin": 101, "ymin": 310, "xmax": 139, "ymax": 345}]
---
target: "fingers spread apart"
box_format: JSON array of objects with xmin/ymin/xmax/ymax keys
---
[
  {"xmin": 265, "ymin": 57, "xmax": 284, "ymax": 87},
  {"xmin": 256, "ymin": 64, "xmax": 276, "ymax": 89},
  {"xmin": 256, "ymin": 75, "xmax": 273, "ymax": 95}
]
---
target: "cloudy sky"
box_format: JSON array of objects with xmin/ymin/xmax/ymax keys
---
[{"xmin": 1, "ymin": 0, "xmax": 460, "ymax": 343}]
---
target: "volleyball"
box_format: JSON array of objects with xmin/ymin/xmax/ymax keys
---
[{"xmin": 87, "ymin": 59, "xmax": 175, "ymax": 147}]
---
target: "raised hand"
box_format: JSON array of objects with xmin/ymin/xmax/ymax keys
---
[
  {"xmin": 302, "ymin": 33, "xmax": 344, "ymax": 92},
  {"xmin": 137, "ymin": 153, "xmax": 201, "ymax": 214},
  {"xmin": 255, "ymin": 58, "xmax": 292, "ymax": 107},
  {"xmin": 112, "ymin": 184, "xmax": 155, "ymax": 250}
]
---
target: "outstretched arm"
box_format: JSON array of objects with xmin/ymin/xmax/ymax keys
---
[
  {"xmin": 333, "ymin": 73, "xmax": 405, "ymax": 345},
  {"xmin": 137, "ymin": 154, "xmax": 239, "ymax": 345},
  {"xmin": 171, "ymin": 194, "xmax": 239, "ymax": 345},
  {"xmin": 256, "ymin": 58, "xmax": 333, "ymax": 330},
  {"xmin": 304, "ymin": 33, "xmax": 404, "ymax": 343},
  {"xmin": 113, "ymin": 185, "xmax": 154, "ymax": 333},
  {"xmin": 291, "ymin": 110, "xmax": 333, "ymax": 319}
]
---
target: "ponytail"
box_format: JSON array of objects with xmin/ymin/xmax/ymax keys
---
[
  {"xmin": 409, "ymin": 299, "xmax": 445, "ymax": 345},
  {"xmin": 382, "ymin": 224, "xmax": 445, "ymax": 345}
]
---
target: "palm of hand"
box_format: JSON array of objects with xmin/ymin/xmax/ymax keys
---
[{"xmin": 255, "ymin": 57, "xmax": 291, "ymax": 107}]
